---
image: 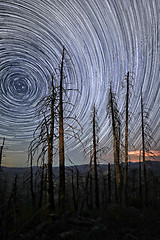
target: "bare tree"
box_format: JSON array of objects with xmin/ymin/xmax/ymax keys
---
[
  {"xmin": 0, "ymin": 138, "xmax": 5, "ymax": 170},
  {"xmin": 141, "ymin": 88, "xmax": 147, "ymax": 201},
  {"xmin": 123, "ymin": 72, "xmax": 129, "ymax": 205},
  {"xmin": 139, "ymin": 150, "xmax": 142, "ymax": 199},
  {"xmin": 79, "ymin": 152, "xmax": 93, "ymax": 213},
  {"xmin": 47, "ymin": 77, "xmax": 56, "ymax": 211},
  {"xmin": 108, "ymin": 163, "xmax": 111, "ymax": 204},
  {"xmin": 86, "ymin": 145, "xmax": 93, "ymax": 210},
  {"xmin": 39, "ymin": 153, "xmax": 45, "ymax": 208},
  {"xmin": 29, "ymin": 152, "xmax": 36, "ymax": 207},
  {"xmin": 28, "ymin": 74, "xmax": 57, "ymax": 212},
  {"xmin": 70, "ymin": 169, "xmax": 75, "ymax": 210},
  {"xmin": 58, "ymin": 47, "xmax": 65, "ymax": 213},
  {"xmin": 107, "ymin": 85, "xmax": 122, "ymax": 202},
  {"xmin": 92, "ymin": 105, "xmax": 99, "ymax": 208},
  {"xmin": 57, "ymin": 47, "xmax": 83, "ymax": 213},
  {"xmin": 29, "ymin": 47, "xmax": 82, "ymax": 214}
]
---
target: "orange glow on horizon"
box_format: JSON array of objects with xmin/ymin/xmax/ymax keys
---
[
  {"xmin": 128, "ymin": 150, "xmax": 160, "ymax": 163},
  {"xmin": 128, "ymin": 150, "xmax": 160, "ymax": 157}
]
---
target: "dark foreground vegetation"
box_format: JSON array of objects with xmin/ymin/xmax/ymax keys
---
[{"xmin": 1, "ymin": 161, "xmax": 160, "ymax": 240}]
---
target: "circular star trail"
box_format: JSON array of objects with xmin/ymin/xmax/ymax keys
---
[{"xmin": 0, "ymin": 0, "xmax": 159, "ymax": 162}]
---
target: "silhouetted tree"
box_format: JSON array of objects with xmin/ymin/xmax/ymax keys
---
[
  {"xmin": 86, "ymin": 145, "xmax": 93, "ymax": 210},
  {"xmin": 39, "ymin": 153, "xmax": 45, "ymax": 208},
  {"xmin": 76, "ymin": 168, "xmax": 80, "ymax": 210},
  {"xmin": 108, "ymin": 163, "xmax": 111, "ymax": 204},
  {"xmin": 141, "ymin": 88, "xmax": 147, "ymax": 201},
  {"xmin": 47, "ymin": 76, "xmax": 56, "ymax": 211},
  {"xmin": 29, "ymin": 152, "xmax": 35, "ymax": 207},
  {"xmin": 29, "ymin": 47, "xmax": 82, "ymax": 214},
  {"xmin": 92, "ymin": 105, "xmax": 99, "ymax": 208},
  {"xmin": 57, "ymin": 47, "xmax": 82, "ymax": 213},
  {"xmin": 71, "ymin": 169, "xmax": 77, "ymax": 210},
  {"xmin": 0, "ymin": 138, "xmax": 5, "ymax": 170},
  {"xmin": 58, "ymin": 47, "xmax": 65, "ymax": 213},
  {"xmin": 139, "ymin": 150, "xmax": 142, "ymax": 199},
  {"xmin": 107, "ymin": 85, "xmax": 122, "ymax": 202},
  {"xmin": 28, "ymin": 74, "xmax": 57, "ymax": 212},
  {"xmin": 123, "ymin": 72, "xmax": 129, "ymax": 205},
  {"xmin": 79, "ymin": 149, "xmax": 94, "ymax": 213}
]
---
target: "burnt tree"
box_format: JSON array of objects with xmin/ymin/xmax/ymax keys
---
[
  {"xmin": 0, "ymin": 138, "xmax": 5, "ymax": 170},
  {"xmin": 58, "ymin": 47, "xmax": 65, "ymax": 213},
  {"xmin": 28, "ymin": 75, "xmax": 57, "ymax": 212},
  {"xmin": 92, "ymin": 105, "xmax": 99, "ymax": 208},
  {"xmin": 107, "ymin": 85, "xmax": 122, "ymax": 203},
  {"xmin": 141, "ymin": 88, "xmax": 147, "ymax": 201},
  {"xmin": 123, "ymin": 72, "xmax": 129, "ymax": 205}
]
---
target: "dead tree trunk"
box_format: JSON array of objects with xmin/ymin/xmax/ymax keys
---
[
  {"xmin": 108, "ymin": 163, "xmax": 111, "ymax": 204},
  {"xmin": 47, "ymin": 77, "xmax": 55, "ymax": 212},
  {"xmin": 30, "ymin": 152, "xmax": 35, "ymax": 207},
  {"xmin": 76, "ymin": 168, "xmax": 79, "ymax": 210},
  {"xmin": 139, "ymin": 150, "xmax": 142, "ymax": 199},
  {"xmin": 78, "ymin": 150, "xmax": 93, "ymax": 214},
  {"xmin": 115, "ymin": 175, "xmax": 118, "ymax": 203},
  {"xmin": 89, "ymin": 171, "xmax": 93, "ymax": 209},
  {"xmin": 109, "ymin": 86, "xmax": 122, "ymax": 203},
  {"xmin": 14, "ymin": 174, "xmax": 18, "ymax": 206},
  {"xmin": 39, "ymin": 154, "xmax": 45, "ymax": 208},
  {"xmin": 93, "ymin": 106, "xmax": 99, "ymax": 208},
  {"xmin": 58, "ymin": 47, "xmax": 65, "ymax": 213},
  {"xmin": 123, "ymin": 72, "xmax": 129, "ymax": 206},
  {"xmin": 72, "ymin": 169, "xmax": 77, "ymax": 211},
  {"xmin": 141, "ymin": 89, "xmax": 147, "ymax": 202},
  {"xmin": 102, "ymin": 175, "xmax": 107, "ymax": 208},
  {"xmin": 0, "ymin": 138, "xmax": 5, "ymax": 170},
  {"xmin": 44, "ymin": 168, "xmax": 48, "ymax": 206}
]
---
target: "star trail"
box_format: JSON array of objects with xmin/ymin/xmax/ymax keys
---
[{"xmin": 0, "ymin": 0, "xmax": 159, "ymax": 166}]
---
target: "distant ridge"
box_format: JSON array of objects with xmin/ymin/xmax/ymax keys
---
[{"xmin": 1, "ymin": 161, "xmax": 160, "ymax": 176}]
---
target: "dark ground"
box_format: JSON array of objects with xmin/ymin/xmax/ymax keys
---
[{"xmin": 10, "ymin": 205, "xmax": 160, "ymax": 240}]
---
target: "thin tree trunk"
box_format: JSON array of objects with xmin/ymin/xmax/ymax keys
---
[
  {"xmin": 93, "ymin": 106, "xmax": 99, "ymax": 208},
  {"xmin": 59, "ymin": 47, "xmax": 65, "ymax": 213},
  {"xmin": 141, "ymin": 89, "xmax": 147, "ymax": 202},
  {"xmin": 86, "ymin": 180, "xmax": 89, "ymax": 209},
  {"xmin": 76, "ymin": 169, "xmax": 79, "ymax": 210},
  {"xmin": 139, "ymin": 150, "xmax": 142, "ymax": 199},
  {"xmin": 47, "ymin": 122, "xmax": 55, "ymax": 210},
  {"xmin": 78, "ymin": 151, "xmax": 93, "ymax": 214},
  {"xmin": 110, "ymin": 87, "xmax": 122, "ymax": 202},
  {"xmin": 39, "ymin": 155, "xmax": 45, "ymax": 208},
  {"xmin": 0, "ymin": 138, "xmax": 5, "ymax": 170},
  {"xmin": 102, "ymin": 176, "xmax": 107, "ymax": 208},
  {"xmin": 72, "ymin": 169, "xmax": 77, "ymax": 210},
  {"xmin": 44, "ymin": 168, "xmax": 48, "ymax": 205},
  {"xmin": 47, "ymin": 76, "xmax": 56, "ymax": 212},
  {"xmin": 123, "ymin": 72, "xmax": 129, "ymax": 206},
  {"xmin": 89, "ymin": 172, "xmax": 93, "ymax": 209},
  {"xmin": 14, "ymin": 174, "xmax": 18, "ymax": 206},
  {"xmin": 30, "ymin": 153, "xmax": 35, "ymax": 207},
  {"xmin": 13, "ymin": 175, "xmax": 18, "ymax": 227},
  {"xmin": 108, "ymin": 163, "xmax": 111, "ymax": 204},
  {"xmin": 115, "ymin": 175, "xmax": 118, "ymax": 203}
]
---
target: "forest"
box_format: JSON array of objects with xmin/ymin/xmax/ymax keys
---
[{"xmin": 0, "ymin": 47, "xmax": 160, "ymax": 240}]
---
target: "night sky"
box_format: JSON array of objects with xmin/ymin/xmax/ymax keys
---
[{"xmin": 0, "ymin": 0, "xmax": 159, "ymax": 167}]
